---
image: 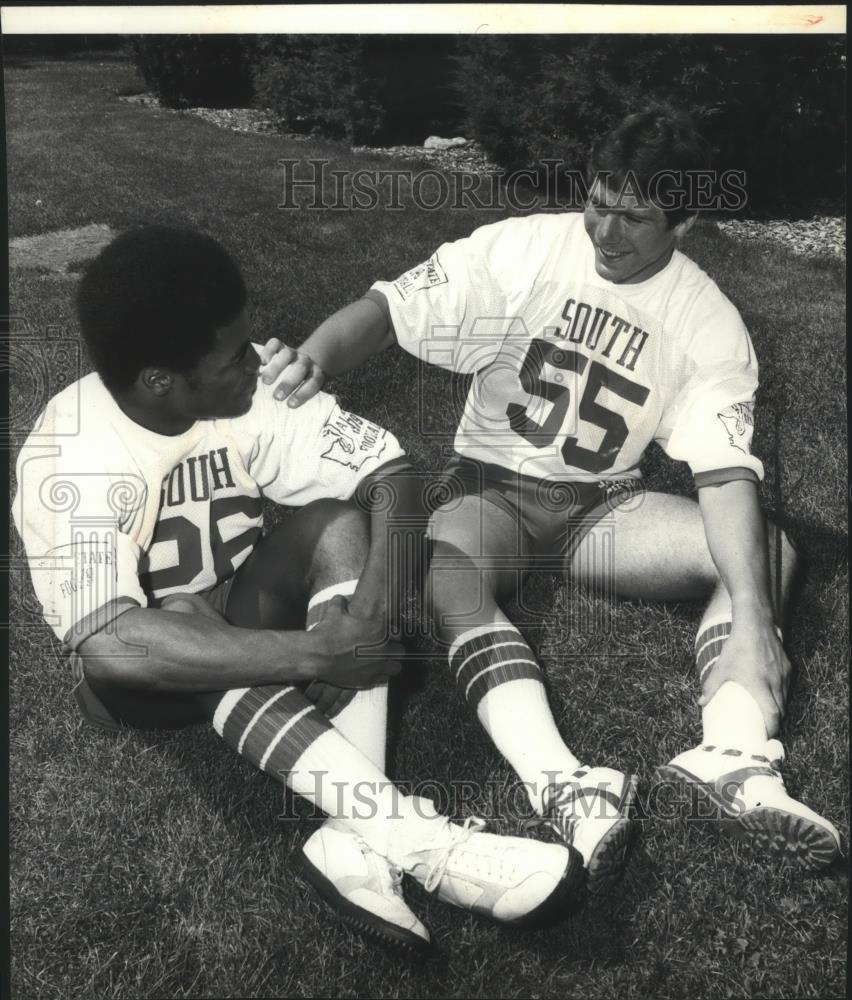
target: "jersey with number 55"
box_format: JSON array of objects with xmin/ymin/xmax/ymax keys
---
[
  {"xmin": 13, "ymin": 358, "xmax": 404, "ymax": 649},
  {"xmin": 371, "ymin": 212, "xmax": 762, "ymax": 486}
]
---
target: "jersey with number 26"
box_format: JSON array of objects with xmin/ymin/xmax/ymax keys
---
[
  {"xmin": 13, "ymin": 364, "xmax": 403, "ymax": 647},
  {"xmin": 371, "ymin": 212, "xmax": 762, "ymax": 485}
]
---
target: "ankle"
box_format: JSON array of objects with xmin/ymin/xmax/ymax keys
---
[{"xmin": 701, "ymin": 681, "xmax": 768, "ymax": 754}]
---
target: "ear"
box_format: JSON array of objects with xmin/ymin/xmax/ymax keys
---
[
  {"xmin": 139, "ymin": 367, "xmax": 175, "ymax": 398},
  {"xmin": 672, "ymin": 213, "xmax": 698, "ymax": 240}
]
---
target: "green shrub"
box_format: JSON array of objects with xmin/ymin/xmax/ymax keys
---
[
  {"xmin": 454, "ymin": 36, "xmax": 845, "ymax": 215},
  {"xmin": 251, "ymin": 37, "xmax": 380, "ymax": 143},
  {"xmin": 127, "ymin": 35, "xmax": 254, "ymax": 108},
  {"xmin": 252, "ymin": 36, "xmax": 461, "ymax": 144}
]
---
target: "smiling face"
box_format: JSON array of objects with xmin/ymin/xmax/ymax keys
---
[
  {"xmin": 583, "ymin": 176, "xmax": 695, "ymax": 284},
  {"xmin": 171, "ymin": 307, "xmax": 260, "ymax": 421}
]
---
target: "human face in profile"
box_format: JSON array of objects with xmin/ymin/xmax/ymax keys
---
[
  {"xmin": 175, "ymin": 307, "xmax": 260, "ymax": 420},
  {"xmin": 583, "ymin": 177, "xmax": 694, "ymax": 284}
]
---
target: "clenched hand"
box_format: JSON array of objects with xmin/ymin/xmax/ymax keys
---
[
  {"xmin": 305, "ymin": 595, "xmax": 402, "ymax": 688},
  {"xmin": 698, "ymin": 619, "xmax": 791, "ymax": 737}
]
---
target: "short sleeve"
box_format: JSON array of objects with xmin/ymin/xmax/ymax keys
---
[
  {"xmin": 13, "ymin": 443, "xmax": 149, "ymax": 647},
  {"xmin": 655, "ymin": 287, "xmax": 764, "ymax": 484},
  {"xmin": 371, "ymin": 216, "xmax": 552, "ymax": 375},
  {"xmin": 243, "ymin": 385, "xmax": 406, "ymax": 506}
]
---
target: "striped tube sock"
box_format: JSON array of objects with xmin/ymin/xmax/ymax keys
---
[
  {"xmin": 306, "ymin": 579, "xmax": 389, "ymax": 771},
  {"xmin": 697, "ymin": 617, "xmax": 779, "ymax": 753},
  {"xmin": 212, "ymin": 685, "xmax": 410, "ymax": 857},
  {"xmin": 450, "ymin": 622, "xmax": 581, "ymax": 813},
  {"xmin": 213, "ymin": 686, "xmax": 334, "ymax": 778},
  {"xmin": 695, "ymin": 619, "xmax": 733, "ymax": 688}
]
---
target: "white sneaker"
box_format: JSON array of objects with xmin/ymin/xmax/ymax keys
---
[
  {"xmin": 299, "ymin": 819, "xmax": 431, "ymax": 953},
  {"xmin": 525, "ymin": 766, "xmax": 638, "ymax": 896},
  {"xmin": 389, "ymin": 796, "xmax": 583, "ymax": 926},
  {"xmin": 657, "ymin": 741, "xmax": 841, "ymax": 870}
]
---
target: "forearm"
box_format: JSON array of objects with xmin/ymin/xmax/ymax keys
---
[
  {"xmin": 300, "ymin": 294, "xmax": 395, "ymax": 377},
  {"xmin": 698, "ymin": 479, "xmax": 775, "ymax": 623},
  {"xmin": 78, "ymin": 607, "xmax": 318, "ymax": 693}
]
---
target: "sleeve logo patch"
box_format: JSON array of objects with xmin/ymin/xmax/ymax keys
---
[
  {"xmin": 321, "ymin": 411, "xmax": 388, "ymax": 471},
  {"xmin": 392, "ymin": 254, "xmax": 448, "ymax": 300},
  {"xmin": 717, "ymin": 402, "xmax": 754, "ymax": 453}
]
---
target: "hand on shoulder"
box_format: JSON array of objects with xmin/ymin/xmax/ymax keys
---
[{"xmin": 257, "ymin": 338, "xmax": 327, "ymax": 407}]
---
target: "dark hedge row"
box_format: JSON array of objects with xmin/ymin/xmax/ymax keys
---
[
  {"xmin": 127, "ymin": 36, "xmax": 254, "ymax": 109},
  {"xmin": 127, "ymin": 35, "xmax": 461, "ymax": 143},
  {"xmin": 455, "ymin": 36, "xmax": 846, "ymax": 214},
  {"xmin": 251, "ymin": 36, "xmax": 462, "ymax": 145},
  {"xmin": 125, "ymin": 34, "xmax": 844, "ymax": 213}
]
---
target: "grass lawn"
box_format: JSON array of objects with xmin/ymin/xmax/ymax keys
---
[{"xmin": 7, "ymin": 55, "xmax": 848, "ymax": 1000}]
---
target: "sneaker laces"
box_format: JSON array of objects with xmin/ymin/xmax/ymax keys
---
[
  {"xmin": 524, "ymin": 780, "xmax": 583, "ymax": 844},
  {"xmin": 705, "ymin": 740, "xmax": 785, "ymax": 775},
  {"xmin": 418, "ymin": 816, "xmax": 488, "ymax": 894},
  {"xmin": 357, "ymin": 838, "xmax": 405, "ymax": 896}
]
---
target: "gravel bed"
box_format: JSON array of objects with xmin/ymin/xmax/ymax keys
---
[
  {"xmin": 351, "ymin": 141, "xmax": 503, "ymax": 175},
  {"xmin": 357, "ymin": 141, "xmax": 845, "ymax": 261},
  {"xmin": 119, "ymin": 94, "xmax": 845, "ymax": 261},
  {"xmin": 714, "ymin": 216, "xmax": 844, "ymax": 261}
]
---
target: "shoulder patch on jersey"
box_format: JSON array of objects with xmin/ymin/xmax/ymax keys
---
[
  {"xmin": 717, "ymin": 402, "xmax": 754, "ymax": 453},
  {"xmin": 320, "ymin": 411, "xmax": 388, "ymax": 471},
  {"xmin": 392, "ymin": 254, "xmax": 448, "ymax": 301}
]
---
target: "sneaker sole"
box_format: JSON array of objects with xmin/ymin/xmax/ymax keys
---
[
  {"xmin": 655, "ymin": 765, "xmax": 840, "ymax": 871},
  {"xmin": 296, "ymin": 849, "xmax": 432, "ymax": 955},
  {"xmin": 586, "ymin": 774, "xmax": 639, "ymax": 896},
  {"xmin": 500, "ymin": 842, "xmax": 586, "ymax": 929}
]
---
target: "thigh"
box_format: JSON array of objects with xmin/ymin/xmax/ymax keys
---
[
  {"xmin": 225, "ymin": 499, "xmax": 370, "ymax": 630},
  {"xmin": 567, "ymin": 490, "xmax": 718, "ymax": 600}
]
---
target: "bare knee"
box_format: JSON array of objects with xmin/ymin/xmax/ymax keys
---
[
  {"xmin": 159, "ymin": 592, "xmax": 223, "ymax": 621},
  {"xmin": 427, "ymin": 542, "xmax": 505, "ymax": 637}
]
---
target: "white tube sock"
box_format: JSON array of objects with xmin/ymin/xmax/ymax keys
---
[{"xmin": 701, "ymin": 681, "xmax": 768, "ymax": 754}]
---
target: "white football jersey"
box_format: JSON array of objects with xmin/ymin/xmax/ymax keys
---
[
  {"xmin": 13, "ymin": 362, "xmax": 404, "ymax": 646},
  {"xmin": 372, "ymin": 212, "xmax": 763, "ymax": 485}
]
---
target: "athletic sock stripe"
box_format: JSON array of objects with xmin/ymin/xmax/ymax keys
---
[
  {"xmin": 212, "ymin": 688, "xmax": 249, "ymax": 736},
  {"xmin": 449, "ymin": 630, "xmax": 525, "ymax": 670},
  {"xmin": 695, "ymin": 633, "xmax": 728, "ymax": 662},
  {"xmin": 240, "ymin": 687, "xmax": 321, "ymax": 765},
  {"xmin": 695, "ymin": 621, "xmax": 732, "ymax": 651},
  {"xmin": 695, "ymin": 640, "xmax": 723, "ymax": 673},
  {"xmin": 257, "ymin": 705, "xmax": 316, "ymax": 771},
  {"xmin": 466, "ymin": 658, "xmax": 538, "ymax": 697},
  {"xmin": 449, "ymin": 625, "xmax": 520, "ymax": 660},
  {"xmin": 453, "ymin": 641, "xmax": 534, "ymax": 679},
  {"xmin": 699, "ymin": 656, "xmax": 721, "ymax": 684},
  {"xmin": 458, "ymin": 654, "xmax": 539, "ymax": 694},
  {"xmin": 260, "ymin": 705, "xmax": 332, "ymax": 774},
  {"xmin": 267, "ymin": 708, "xmax": 333, "ymax": 775},
  {"xmin": 696, "ymin": 637, "xmax": 729, "ymax": 675},
  {"xmin": 221, "ymin": 687, "xmax": 295, "ymax": 749},
  {"xmin": 466, "ymin": 662, "xmax": 543, "ymax": 709},
  {"xmin": 237, "ymin": 688, "xmax": 294, "ymax": 754}
]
